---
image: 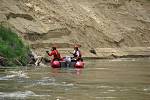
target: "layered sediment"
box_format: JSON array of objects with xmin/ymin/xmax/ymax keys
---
[{"xmin": 0, "ymin": 0, "xmax": 150, "ymax": 59}]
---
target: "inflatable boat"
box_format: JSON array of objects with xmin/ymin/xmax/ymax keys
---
[{"xmin": 50, "ymin": 57, "xmax": 84, "ymax": 68}]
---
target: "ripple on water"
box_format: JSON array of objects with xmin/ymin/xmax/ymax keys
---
[
  {"xmin": 95, "ymin": 96, "xmax": 117, "ymax": 99},
  {"xmin": 144, "ymin": 87, "xmax": 150, "ymax": 92},
  {"xmin": 97, "ymin": 85, "xmax": 113, "ymax": 89},
  {"xmin": 0, "ymin": 91, "xmax": 35, "ymax": 98},
  {"xmin": 0, "ymin": 71, "xmax": 29, "ymax": 80},
  {"xmin": 23, "ymin": 76, "xmax": 74, "ymax": 89},
  {"xmin": 0, "ymin": 91, "xmax": 51, "ymax": 99}
]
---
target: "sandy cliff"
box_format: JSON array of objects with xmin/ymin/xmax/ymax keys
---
[{"xmin": 0, "ymin": 0, "xmax": 150, "ymax": 58}]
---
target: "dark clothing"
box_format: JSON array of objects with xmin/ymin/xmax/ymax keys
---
[
  {"xmin": 73, "ymin": 50, "xmax": 81, "ymax": 57},
  {"xmin": 72, "ymin": 50, "xmax": 83, "ymax": 61}
]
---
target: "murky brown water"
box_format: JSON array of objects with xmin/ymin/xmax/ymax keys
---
[{"xmin": 0, "ymin": 58, "xmax": 150, "ymax": 100}]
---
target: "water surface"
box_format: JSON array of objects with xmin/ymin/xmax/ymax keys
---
[{"xmin": 0, "ymin": 58, "xmax": 150, "ymax": 100}]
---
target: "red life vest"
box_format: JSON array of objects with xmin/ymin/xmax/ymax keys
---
[{"xmin": 48, "ymin": 50, "xmax": 61, "ymax": 59}]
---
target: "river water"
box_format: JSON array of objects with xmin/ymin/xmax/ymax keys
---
[{"xmin": 0, "ymin": 58, "xmax": 150, "ymax": 100}]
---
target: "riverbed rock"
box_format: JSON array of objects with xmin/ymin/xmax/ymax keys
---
[{"xmin": 0, "ymin": 56, "xmax": 7, "ymax": 66}]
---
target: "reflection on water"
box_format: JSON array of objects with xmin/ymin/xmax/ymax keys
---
[{"xmin": 0, "ymin": 58, "xmax": 150, "ymax": 100}]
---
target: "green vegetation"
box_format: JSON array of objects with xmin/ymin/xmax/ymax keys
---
[{"xmin": 0, "ymin": 25, "xmax": 29, "ymax": 66}]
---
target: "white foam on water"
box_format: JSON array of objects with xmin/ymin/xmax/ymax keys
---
[
  {"xmin": 85, "ymin": 68, "xmax": 110, "ymax": 71},
  {"xmin": 97, "ymin": 85, "xmax": 113, "ymax": 88},
  {"xmin": 95, "ymin": 68, "xmax": 110, "ymax": 70},
  {"xmin": 0, "ymin": 91, "xmax": 51, "ymax": 99},
  {"xmin": 143, "ymin": 88, "xmax": 150, "ymax": 91},
  {"xmin": 0, "ymin": 71, "xmax": 29, "ymax": 80},
  {"xmin": 0, "ymin": 75, "xmax": 16, "ymax": 80},
  {"xmin": 26, "ymin": 77, "xmax": 74, "ymax": 87},
  {"xmin": 9, "ymin": 71, "xmax": 29, "ymax": 78},
  {"xmin": 0, "ymin": 91, "xmax": 35, "ymax": 98},
  {"xmin": 95, "ymin": 96, "xmax": 117, "ymax": 99},
  {"xmin": 35, "ymin": 81, "xmax": 74, "ymax": 87},
  {"xmin": 107, "ymin": 89, "xmax": 116, "ymax": 92}
]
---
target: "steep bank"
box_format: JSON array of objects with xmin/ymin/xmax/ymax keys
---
[{"xmin": 0, "ymin": 0, "xmax": 150, "ymax": 58}]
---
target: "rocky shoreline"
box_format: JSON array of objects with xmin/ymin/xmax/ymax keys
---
[
  {"xmin": 35, "ymin": 47, "xmax": 150, "ymax": 63},
  {"xmin": 1, "ymin": 47, "xmax": 150, "ymax": 67},
  {"xmin": 1, "ymin": 0, "xmax": 150, "ymax": 67},
  {"xmin": 82, "ymin": 47, "xmax": 150, "ymax": 59}
]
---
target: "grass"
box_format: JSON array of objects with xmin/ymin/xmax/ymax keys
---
[
  {"xmin": 147, "ymin": 0, "xmax": 150, "ymax": 1},
  {"xmin": 0, "ymin": 25, "xmax": 29, "ymax": 66}
]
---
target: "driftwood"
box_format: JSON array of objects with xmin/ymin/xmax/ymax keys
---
[
  {"xmin": 0, "ymin": 51, "xmax": 45, "ymax": 66},
  {"xmin": 15, "ymin": 58, "xmax": 23, "ymax": 66},
  {"xmin": 35, "ymin": 56, "xmax": 43, "ymax": 66},
  {"xmin": 0, "ymin": 56, "xmax": 7, "ymax": 66},
  {"xmin": 28, "ymin": 50, "xmax": 44, "ymax": 66}
]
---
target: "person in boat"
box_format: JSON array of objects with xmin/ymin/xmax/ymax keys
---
[
  {"xmin": 71, "ymin": 46, "xmax": 83, "ymax": 61},
  {"xmin": 46, "ymin": 46, "xmax": 61, "ymax": 62}
]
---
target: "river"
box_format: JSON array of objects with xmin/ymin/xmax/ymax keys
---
[{"xmin": 0, "ymin": 58, "xmax": 150, "ymax": 100}]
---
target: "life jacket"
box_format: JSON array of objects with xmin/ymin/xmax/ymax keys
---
[
  {"xmin": 73, "ymin": 50, "xmax": 82, "ymax": 58},
  {"xmin": 48, "ymin": 50, "xmax": 61, "ymax": 59},
  {"xmin": 53, "ymin": 50, "xmax": 61, "ymax": 59}
]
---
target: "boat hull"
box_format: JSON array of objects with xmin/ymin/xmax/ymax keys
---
[{"xmin": 51, "ymin": 61, "xmax": 84, "ymax": 68}]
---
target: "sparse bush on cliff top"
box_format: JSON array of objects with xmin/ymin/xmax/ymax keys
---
[{"xmin": 0, "ymin": 25, "xmax": 29, "ymax": 66}]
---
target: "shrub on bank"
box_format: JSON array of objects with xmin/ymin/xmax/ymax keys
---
[{"xmin": 0, "ymin": 25, "xmax": 29, "ymax": 66}]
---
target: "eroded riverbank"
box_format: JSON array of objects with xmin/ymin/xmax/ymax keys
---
[{"xmin": 54, "ymin": 47, "xmax": 150, "ymax": 59}]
